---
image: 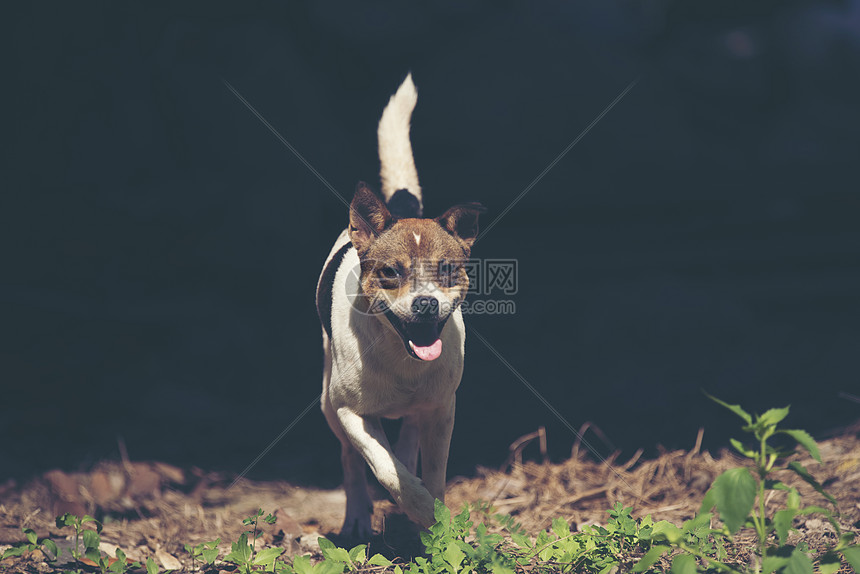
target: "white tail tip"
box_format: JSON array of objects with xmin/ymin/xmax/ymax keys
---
[{"xmin": 378, "ymin": 73, "xmax": 422, "ymax": 210}]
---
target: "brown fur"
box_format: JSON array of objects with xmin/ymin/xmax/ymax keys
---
[{"xmin": 348, "ymin": 184, "xmax": 483, "ymax": 318}]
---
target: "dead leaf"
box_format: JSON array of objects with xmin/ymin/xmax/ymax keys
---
[{"xmin": 156, "ymin": 548, "xmax": 182, "ymax": 570}]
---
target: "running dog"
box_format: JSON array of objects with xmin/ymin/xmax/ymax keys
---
[{"xmin": 316, "ymin": 74, "xmax": 483, "ymax": 539}]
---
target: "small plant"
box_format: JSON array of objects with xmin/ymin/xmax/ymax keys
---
[
  {"xmin": 638, "ymin": 395, "xmax": 860, "ymax": 574},
  {"xmin": 101, "ymin": 547, "xmax": 142, "ymax": 574},
  {"xmin": 246, "ymin": 508, "xmax": 278, "ymax": 552},
  {"xmin": 185, "ymin": 537, "xmax": 221, "ymax": 570},
  {"xmin": 406, "ymin": 500, "xmax": 515, "ymax": 574},
  {"xmin": 56, "ymin": 513, "xmax": 103, "ymax": 572},
  {"xmin": 53, "ymin": 513, "xmax": 141, "ymax": 574},
  {"xmin": 0, "ymin": 526, "xmax": 60, "ymax": 562},
  {"xmin": 3, "ymin": 396, "xmax": 858, "ymax": 574},
  {"xmin": 505, "ymin": 503, "xmax": 656, "ymax": 574},
  {"xmin": 225, "ymin": 508, "xmax": 284, "ymax": 573}
]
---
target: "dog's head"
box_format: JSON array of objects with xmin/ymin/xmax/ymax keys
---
[{"xmin": 348, "ymin": 183, "xmax": 484, "ymax": 361}]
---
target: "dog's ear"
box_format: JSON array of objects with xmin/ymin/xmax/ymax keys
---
[
  {"xmin": 349, "ymin": 182, "xmax": 394, "ymax": 253},
  {"xmin": 436, "ymin": 202, "xmax": 486, "ymax": 250}
]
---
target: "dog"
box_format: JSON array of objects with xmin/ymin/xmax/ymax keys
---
[{"xmin": 316, "ymin": 74, "xmax": 483, "ymax": 539}]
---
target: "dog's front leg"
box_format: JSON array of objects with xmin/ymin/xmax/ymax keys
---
[
  {"xmin": 393, "ymin": 415, "xmax": 420, "ymax": 475},
  {"xmin": 418, "ymin": 398, "xmax": 456, "ymax": 502},
  {"xmin": 336, "ymin": 407, "xmax": 436, "ymax": 527}
]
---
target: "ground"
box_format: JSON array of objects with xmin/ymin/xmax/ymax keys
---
[{"xmin": 1, "ymin": 424, "xmax": 858, "ymax": 573}]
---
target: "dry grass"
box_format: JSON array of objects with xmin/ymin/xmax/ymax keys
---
[{"xmin": 1, "ymin": 423, "xmax": 858, "ymax": 572}]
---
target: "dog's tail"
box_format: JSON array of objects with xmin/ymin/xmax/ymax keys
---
[{"xmin": 378, "ymin": 73, "xmax": 423, "ymax": 218}]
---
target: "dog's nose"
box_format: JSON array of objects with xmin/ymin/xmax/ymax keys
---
[{"xmin": 411, "ymin": 296, "xmax": 439, "ymax": 317}]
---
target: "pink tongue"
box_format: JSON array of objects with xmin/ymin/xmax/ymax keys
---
[{"xmin": 410, "ymin": 338, "xmax": 443, "ymax": 361}]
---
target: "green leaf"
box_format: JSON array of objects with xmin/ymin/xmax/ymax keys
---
[
  {"xmin": 705, "ymin": 393, "xmax": 752, "ymax": 424},
  {"xmin": 2, "ymin": 545, "xmax": 31, "ymax": 560},
  {"xmin": 81, "ymin": 515, "xmax": 102, "ymax": 533},
  {"xmin": 82, "ymin": 529, "xmax": 101, "ymax": 551},
  {"xmin": 443, "ymin": 543, "xmax": 465, "ymax": 570},
  {"xmin": 317, "ymin": 538, "xmax": 350, "ymax": 565},
  {"xmin": 551, "ymin": 517, "xmax": 571, "ymax": 538},
  {"xmin": 698, "ymin": 487, "xmax": 717, "ymax": 516},
  {"xmin": 146, "ymin": 556, "xmax": 159, "ymax": 574},
  {"xmin": 762, "ymin": 556, "xmax": 789, "ymax": 574},
  {"xmin": 511, "ymin": 532, "xmax": 531, "ymax": 548},
  {"xmin": 711, "ymin": 468, "xmax": 756, "ymax": 534},
  {"xmin": 419, "ymin": 531, "xmax": 432, "ymax": 551},
  {"xmin": 254, "ymin": 547, "xmax": 285, "ymax": 566},
  {"xmin": 110, "ymin": 550, "xmax": 127, "ymax": 574},
  {"xmin": 758, "ymin": 406, "xmax": 790, "ymax": 427},
  {"xmin": 347, "ymin": 544, "xmax": 366, "ymax": 565},
  {"xmin": 683, "ymin": 512, "xmax": 712, "ymax": 533},
  {"xmin": 633, "ymin": 545, "xmax": 669, "ymax": 572},
  {"xmin": 433, "ymin": 499, "xmax": 450, "ymax": 525},
  {"xmin": 841, "ymin": 546, "xmax": 860, "ymax": 573},
  {"xmin": 201, "ymin": 547, "xmax": 219, "ymax": 563},
  {"xmin": 730, "ymin": 438, "xmax": 756, "ymax": 458},
  {"xmin": 292, "ymin": 555, "xmax": 313, "ymax": 574},
  {"xmin": 22, "ymin": 528, "xmax": 37, "ymax": 546},
  {"xmin": 670, "ymin": 553, "xmax": 697, "ymax": 574},
  {"xmin": 818, "ymin": 551, "xmax": 841, "ymax": 574},
  {"xmin": 225, "ymin": 533, "xmax": 253, "ymax": 565},
  {"xmin": 765, "ymin": 479, "xmax": 791, "ymax": 491},
  {"xmin": 314, "ymin": 560, "xmax": 346, "ymax": 574},
  {"xmin": 773, "ymin": 509, "xmax": 796, "ymax": 545},
  {"xmin": 85, "ymin": 547, "xmax": 101, "ymax": 563},
  {"xmin": 779, "ymin": 430, "xmax": 821, "ymax": 463},
  {"xmin": 367, "ymin": 554, "xmax": 392, "ymax": 567},
  {"xmin": 41, "ymin": 538, "xmax": 59, "ymax": 561},
  {"xmin": 787, "ymin": 487, "xmax": 801, "ymax": 509},
  {"xmin": 56, "ymin": 513, "xmax": 77, "ymax": 528},
  {"xmin": 787, "ymin": 462, "xmax": 837, "ymax": 506},
  {"xmin": 651, "ymin": 521, "xmax": 684, "ymax": 544},
  {"xmin": 784, "ymin": 549, "xmax": 813, "ymax": 574}
]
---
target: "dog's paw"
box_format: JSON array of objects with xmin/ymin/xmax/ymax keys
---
[
  {"xmin": 341, "ymin": 514, "xmax": 373, "ymax": 541},
  {"xmin": 398, "ymin": 482, "xmax": 437, "ymax": 528}
]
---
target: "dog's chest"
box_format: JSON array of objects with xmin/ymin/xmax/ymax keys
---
[{"xmin": 331, "ymin": 338, "xmax": 463, "ymax": 417}]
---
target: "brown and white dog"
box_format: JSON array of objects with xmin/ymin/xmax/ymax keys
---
[{"xmin": 316, "ymin": 74, "xmax": 483, "ymax": 539}]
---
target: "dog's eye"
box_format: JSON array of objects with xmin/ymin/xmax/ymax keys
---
[
  {"xmin": 378, "ymin": 266, "xmax": 399, "ymax": 279},
  {"xmin": 375, "ymin": 266, "xmax": 403, "ymax": 288}
]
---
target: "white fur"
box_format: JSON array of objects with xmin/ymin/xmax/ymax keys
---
[
  {"xmin": 321, "ymin": 244, "xmax": 464, "ymax": 536},
  {"xmin": 377, "ymin": 73, "xmax": 423, "ymax": 209},
  {"xmin": 318, "ymin": 75, "xmax": 466, "ymax": 540}
]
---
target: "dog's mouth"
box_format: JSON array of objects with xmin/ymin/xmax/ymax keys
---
[{"xmin": 384, "ymin": 310, "xmax": 448, "ymax": 361}]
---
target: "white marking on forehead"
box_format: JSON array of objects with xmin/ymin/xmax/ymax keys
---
[{"xmin": 412, "ymin": 232, "xmax": 421, "ymax": 247}]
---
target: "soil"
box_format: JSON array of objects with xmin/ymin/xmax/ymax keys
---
[{"xmin": 1, "ymin": 424, "xmax": 858, "ymax": 573}]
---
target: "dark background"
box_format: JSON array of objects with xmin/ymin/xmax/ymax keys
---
[{"xmin": 4, "ymin": 2, "xmax": 859, "ymax": 486}]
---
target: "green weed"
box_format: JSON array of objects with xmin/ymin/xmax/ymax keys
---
[
  {"xmin": 637, "ymin": 394, "xmax": 860, "ymax": 574},
  {"xmin": 2, "ymin": 397, "xmax": 858, "ymax": 573},
  {"xmin": 0, "ymin": 525, "xmax": 59, "ymax": 563},
  {"xmin": 53, "ymin": 513, "xmax": 141, "ymax": 574},
  {"xmin": 184, "ymin": 537, "xmax": 220, "ymax": 570}
]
